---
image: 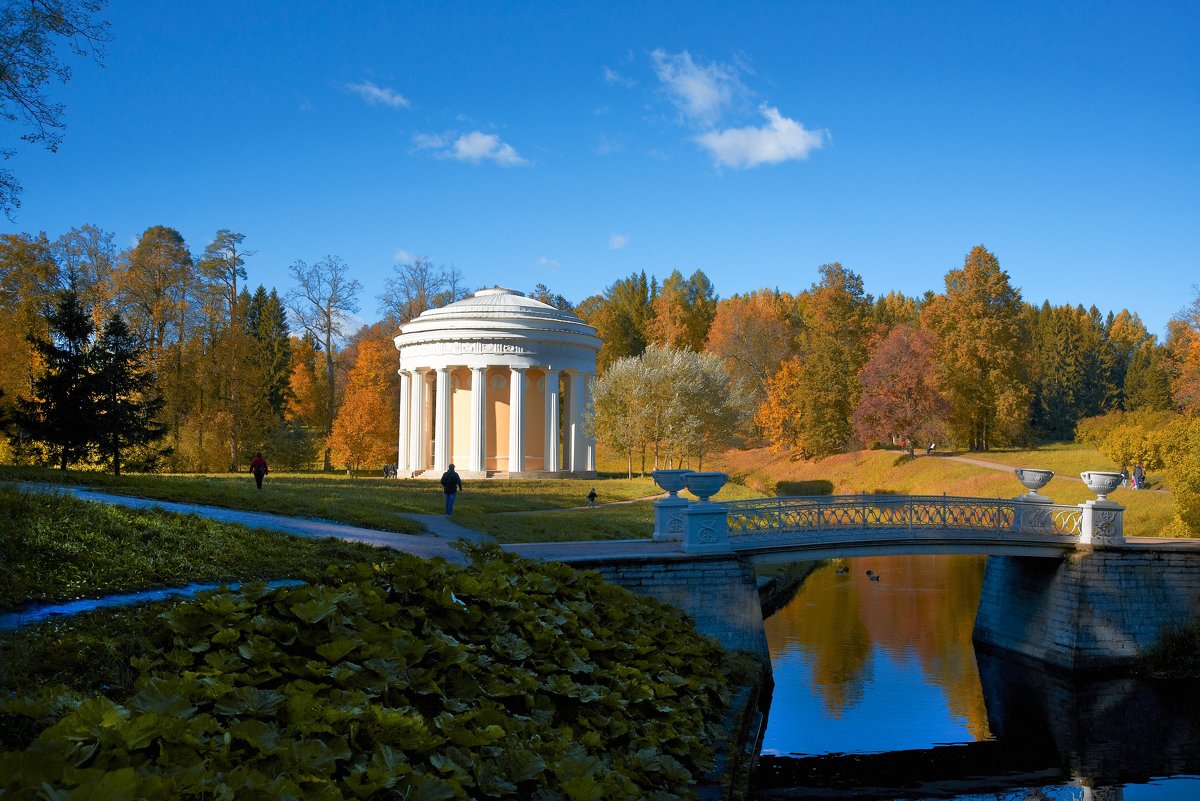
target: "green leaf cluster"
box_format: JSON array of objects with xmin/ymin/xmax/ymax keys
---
[{"xmin": 1, "ymin": 546, "xmax": 735, "ymax": 800}]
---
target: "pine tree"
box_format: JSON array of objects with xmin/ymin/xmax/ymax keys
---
[
  {"xmin": 93, "ymin": 312, "xmax": 167, "ymax": 475},
  {"xmin": 14, "ymin": 290, "xmax": 96, "ymax": 468}
]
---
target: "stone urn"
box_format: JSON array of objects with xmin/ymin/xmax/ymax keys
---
[
  {"xmin": 1014, "ymin": 468, "xmax": 1054, "ymax": 494},
  {"xmin": 683, "ymin": 471, "xmax": 728, "ymax": 503},
  {"xmin": 1081, "ymin": 471, "xmax": 1123, "ymax": 501},
  {"xmin": 651, "ymin": 469, "xmax": 693, "ymax": 497}
]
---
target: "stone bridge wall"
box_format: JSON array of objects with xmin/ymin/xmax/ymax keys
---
[
  {"xmin": 973, "ymin": 544, "xmax": 1200, "ymax": 670},
  {"xmin": 568, "ymin": 554, "xmax": 770, "ymax": 662}
]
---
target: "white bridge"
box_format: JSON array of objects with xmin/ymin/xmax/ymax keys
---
[
  {"xmin": 718, "ymin": 495, "xmax": 1096, "ymax": 562},
  {"xmin": 652, "ymin": 470, "xmax": 1127, "ymax": 562}
]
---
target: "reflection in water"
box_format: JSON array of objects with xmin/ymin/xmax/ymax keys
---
[
  {"xmin": 762, "ymin": 554, "xmax": 990, "ymax": 754},
  {"xmin": 755, "ymin": 555, "xmax": 1200, "ymax": 800}
]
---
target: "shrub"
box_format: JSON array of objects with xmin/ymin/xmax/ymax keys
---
[{"xmin": 1, "ymin": 546, "xmax": 736, "ymax": 800}]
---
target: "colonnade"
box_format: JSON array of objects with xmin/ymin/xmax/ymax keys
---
[{"xmin": 395, "ymin": 365, "xmax": 595, "ymax": 476}]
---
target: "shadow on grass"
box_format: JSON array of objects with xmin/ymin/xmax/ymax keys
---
[{"xmin": 774, "ymin": 480, "xmax": 834, "ymax": 496}]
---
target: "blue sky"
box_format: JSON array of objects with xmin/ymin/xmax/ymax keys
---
[{"xmin": 5, "ymin": 1, "xmax": 1198, "ymax": 336}]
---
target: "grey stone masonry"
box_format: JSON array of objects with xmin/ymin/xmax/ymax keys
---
[
  {"xmin": 973, "ymin": 541, "xmax": 1200, "ymax": 670},
  {"xmin": 568, "ymin": 554, "xmax": 770, "ymax": 662}
]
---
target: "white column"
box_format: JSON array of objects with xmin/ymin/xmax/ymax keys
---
[
  {"xmin": 508, "ymin": 366, "xmax": 526, "ymax": 473},
  {"xmin": 568, "ymin": 370, "xmax": 587, "ymax": 472},
  {"xmin": 409, "ymin": 369, "xmax": 426, "ymax": 471},
  {"xmin": 396, "ymin": 370, "xmax": 410, "ymax": 473},
  {"xmin": 582, "ymin": 372, "xmax": 596, "ymax": 472},
  {"xmin": 469, "ymin": 367, "xmax": 487, "ymax": 473},
  {"xmin": 544, "ymin": 369, "xmax": 560, "ymax": 472},
  {"xmin": 433, "ymin": 367, "xmax": 452, "ymax": 472}
]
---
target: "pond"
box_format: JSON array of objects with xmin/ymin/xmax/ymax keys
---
[{"xmin": 753, "ymin": 554, "xmax": 1200, "ymax": 800}]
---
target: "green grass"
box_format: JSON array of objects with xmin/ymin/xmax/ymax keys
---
[{"xmin": 0, "ymin": 487, "xmax": 382, "ymax": 610}]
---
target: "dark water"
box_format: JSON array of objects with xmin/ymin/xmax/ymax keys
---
[{"xmin": 754, "ymin": 555, "xmax": 1200, "ymax": 800}]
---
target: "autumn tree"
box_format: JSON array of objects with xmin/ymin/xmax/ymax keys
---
[
  {"xmin": 647, "ymin": 269, "xmax": 718, "ymax": 352},
  {"xmin": 852, "ymin": 325, "xmax": 948, "ymax": 450},
  {"xmin": 328, "ymin": 339, "xmax": 400, "ymax": 474},
  {"xmin": 1166, "ymin": 290, "xmax": 1200, "ymax": 412},
  {"xmin": 758, "ymin": 264, "xmax": 872, "ymax": 460},
  {"xmin": 198, "ymin": 229, "xmax": 251, "ymax": 469},
  {"xmin": 924, "ymin": 246, "xmax": 1030, "ymax": 450},
  {"xmin": 286, "ymin": 256, "xmax": 361, "ymax": 470},
  {"xmin": 0, "ymin": 0, "xmax": 110, "ymax": 216},
  {"xmin": 580, "ymin": 271, "xmax": 656, "ymax": 371},
  {"xmin": 587, "ymin": 354, "xmax": 652, "ymax": 477},
  {"xmin": 705, "ymin": 288, "xmax": 801, "ymax": 418},
  {"xmin": 0, "ymin": 232, "xmax": 58, "ymax": 423}
]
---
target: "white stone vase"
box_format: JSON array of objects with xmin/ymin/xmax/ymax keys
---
[
  {"xmin": 1014, "ymin": 468, "xmax": 1054, "ymax": 494},
  {"xmin": 651, "ymin": 469, "xmax": 693, "ymax": 497},
  {"xmin": 1081, "ymin": 471, "xmax": 1122, "ymax": 501},
  {"xmin": 683, "ymin": 471, "xmax": 728, "ymax": 503}
]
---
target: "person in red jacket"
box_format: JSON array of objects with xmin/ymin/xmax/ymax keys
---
[{"xmin": 249, "ymin": 452, "xmax": 269, "ymax": 490}]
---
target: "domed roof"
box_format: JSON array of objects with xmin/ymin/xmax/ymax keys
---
[
  {"xmin": 394, "ymin": 287, "xmax": 600, "ymax": 372},
  {"xmin": 406, "ymin": 287, "xmax": 583, "ymax": 327}
]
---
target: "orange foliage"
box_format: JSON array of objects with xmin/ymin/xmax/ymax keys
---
[{"xmin": 327, "ymin": 340, "xmax": 398, "ymax": 473}]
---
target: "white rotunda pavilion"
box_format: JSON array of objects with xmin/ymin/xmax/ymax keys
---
[{"xmin": 393, "ymin": 287, "xmax": 601, "ymax": 479}]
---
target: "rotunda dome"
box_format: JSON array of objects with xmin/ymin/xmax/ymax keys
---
[{"xmin": 394, "ymin": 287, "xmax": 600, "ymax": 373}]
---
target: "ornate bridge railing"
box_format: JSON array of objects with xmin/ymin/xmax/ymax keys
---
[{"xmin": 723, "ymin": 495, "xmax": 1084, "ymax": 548}]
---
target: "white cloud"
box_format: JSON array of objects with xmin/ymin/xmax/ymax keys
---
[
  {"xmin": 412, "ymin": 130, "xmax": 529, "ymax": 167},
  {"xmin": 609, "ymin": 233, "xmax": 629, "ymax": 250},
  {"xmin": 394, "ymin": 249, "xmax": 416, "ymax": 263},
  {"xmin": 651, "ymin": 49, "xmax": 746, "ymax": 127},
  {"xmin": 603, "ymin": 66, "xmax": 635, "ymax": 88},
  {"xmin": 694, "ymin": 105, "xmax": 827, "ymax": 169},
  {"xmin": 538, "ymin": 256, "xmax": 561, "ymax": 270},
  {"xmin": 346, "ymin": 80, "xmax": 410, "ymax": 109}
]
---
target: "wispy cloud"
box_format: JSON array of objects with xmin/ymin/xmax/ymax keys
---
[
  {"xmin": 694, "ymin": 104, "xmax": 828, "ymax": 169},
  {"xmin": 538, "ymin": 256, "xmax": 561, "ymax": 270},
  {"xmin": 346, "ymin": 80, "xmax": 410, "ymax": 109},
  {"xmin": 603, "ymin": 66, "xmax": 636, "ymax": 88},
  {"xmin": 650, "ymin": 49, "xmax": 746, "ymax": 127},
  {"xmin": 412, "ymin": 131, "xmax": 529, "ymax": 167},
  {"xmin": 609, "ymin": 233, "xmax": 629, "ymax": 250},
  {"xmin": 394, "ymin": 248, "xmax": 416, "ymax": 263}
]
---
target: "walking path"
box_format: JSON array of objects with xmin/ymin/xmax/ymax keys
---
[
  {"xmin": 943, "ymin": 455, "xmax": 1168, "ymax": 492},
  {"xmin": 16, "ymin": 483, "xmax": 673, "ymax": 566}
]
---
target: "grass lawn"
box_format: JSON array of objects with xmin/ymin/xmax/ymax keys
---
[{"xmin": 0, "ymin": 487, "xmax": 382, "ymax": 610}]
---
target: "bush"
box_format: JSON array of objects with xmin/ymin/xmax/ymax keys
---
[{"xmin": 0, "ymin": 547, "xmax": 736, "ymax": 800}]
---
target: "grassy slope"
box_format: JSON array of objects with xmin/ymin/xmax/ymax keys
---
[
  {"xmin": 710, "ymin": 444, "xmax": 1179, "ymax": 538},
  {"xmin": 0, "ymin": 487, "xmax": 382, "ymax": 610}
]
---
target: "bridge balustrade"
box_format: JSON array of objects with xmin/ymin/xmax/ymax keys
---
[{"xmin": 723, "ymin": 495, "xmax": 1084, "ymax": 546}]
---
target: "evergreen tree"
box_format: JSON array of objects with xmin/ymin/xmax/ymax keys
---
[
  {"xmin": 581, "ymin": 271, "xmax": 656, "ymax": 371},
  {"xmin": 246, "ymin": 286, "xmax": 293, "ymax": 419},
  {"xmin": 1124, "ymin": 341, "xmax": 1174, "ymax": 411},
  {"xmin": 14, "ymin": 289, "xmax": 96, "ymax": 468},
  {"xmin": 93, "ymin": 312, "xmax": 167, "ymax": 475}
]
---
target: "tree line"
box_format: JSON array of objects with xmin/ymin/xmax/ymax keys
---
[
  {"xmin": 3, "ymin": 229, "xmax": 1198, "ymax": 484},
  {"xmin": 581, "ymin": 246, "xmax": 1199, "ymax": 473}
]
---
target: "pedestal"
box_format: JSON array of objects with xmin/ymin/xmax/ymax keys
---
[
  {"xmin": 682, "ymin": 501, "xmax": 733, "ymax": 554},
  {"xmin": 652, "ymin": 494, "xmax": 689, "ymax": 542},
  {"xmin": 1078, "ymin": 499, "xmax": 1125, "ymax": 545},
  {"xmin": 1014, "ymin": 493, "xmax": 1054, "ymax": 535}
]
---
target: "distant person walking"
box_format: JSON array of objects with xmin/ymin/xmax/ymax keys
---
[
  {"xmin": 1133, "ymin": 464, "xmax": 1146, "ymax": 490},
  {"xmin": 1120, "ymin": 466, "xmax": 1129, "ymax": 488},
  {"xmin": 587, "ymin": 487, "xmax": 597, "ymax": 507},
  {"xmin": 249, "ymin": 452, "xmax": 269, "ymax": 490},
  {"xmin": 440, "ymin": 463, "xmax": 463, "ymax": 515}
]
